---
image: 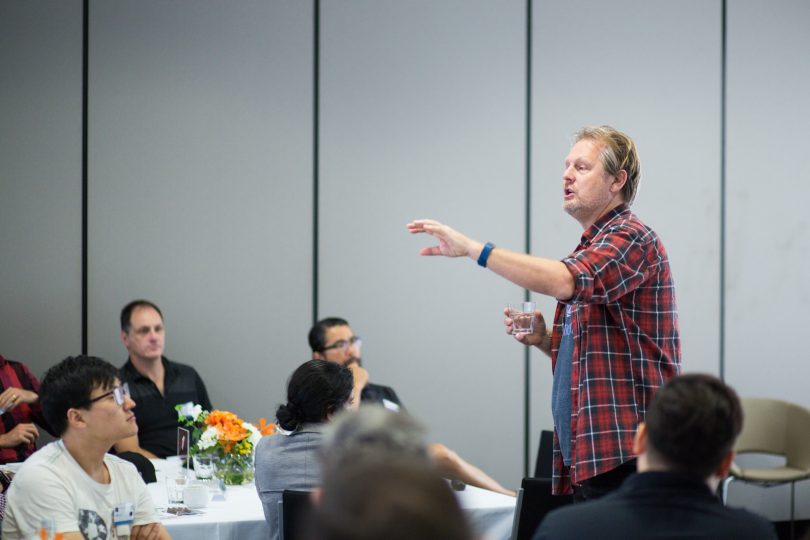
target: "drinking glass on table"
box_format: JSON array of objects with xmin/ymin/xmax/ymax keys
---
[
  {"xmin": 166, "ymin": 471, "xmax": 189, "ymax": 504},
  {"xmin": 193, "ymin": 454, "xmax": 213, "ymax": 480},
  {"xmin": 507, "ymin": 302, "xmax": 536, "ymax": 335}
]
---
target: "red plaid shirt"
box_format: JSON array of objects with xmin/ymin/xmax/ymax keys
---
[
  {"xmin": 550, "ymin": 205, "xmax": 681, "ymax": 494},
  {"xmin": 0, "ymin": 355, "xmax": 50, "ymax": 464}
]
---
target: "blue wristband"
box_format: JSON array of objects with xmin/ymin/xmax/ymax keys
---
[{"xmin": 477, "ymin": 242, "xmax": 495, "ymax": 267}]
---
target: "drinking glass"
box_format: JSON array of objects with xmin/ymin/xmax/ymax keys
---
[
  {"xmin": 507, "ymin": 302, "xmax": 536, "ymax": 335},
  {"xmin": 193, "ymin": 454, "xmax": 214, "ymax": 480},
  {"xmin": 166, "ymin": 472, "xmax": 189, "ymax": 504}
]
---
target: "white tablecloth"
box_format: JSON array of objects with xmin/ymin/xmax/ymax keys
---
[{"xmin": 148, "ymin": 478, "xmax": 515, "ymax": 540}]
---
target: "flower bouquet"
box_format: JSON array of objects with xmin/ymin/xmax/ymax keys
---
[{"xmin": 176, "ymin": 403, "xmax": 275, "ymax": 485}]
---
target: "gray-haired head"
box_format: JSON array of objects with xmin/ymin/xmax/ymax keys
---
[{"xmin": 320, "ymin": 406, "xmax": 430, "ymax": 472}]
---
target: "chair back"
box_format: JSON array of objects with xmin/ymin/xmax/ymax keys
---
[
  {"xmin": 279, "ymin": 489, "xmax": 313, "ymax": 540},
  {"xmin": 784, "ymin": 400, "xmax": 810, "ymax": 470},
  {"xmin": 737, "ymin": 398, "xmax": 810, "ymax": 470},
  {"xmin": 736, "ymin": 398, "xmax": 790, "ymax": 455},
  {"xmin": 533, "ymin": 430, "xmax": 554, "ymax": 479},
  {"xmin": 510, "ymin": 477, "xmax": 572, "ymax": 540}
]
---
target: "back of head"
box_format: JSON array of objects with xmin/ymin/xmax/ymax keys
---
[
  {"xmin": 312, "ymin": 459, "xmax": 473, "ymax": 540},
  {"xmin": 645, "ymin": 373, "xmax": 743, "ymax": 479},
  {"xmin": 275, "ymin": 359, "xmax": 353, "ymax": 432},
  {"xmin": 320, "ymin": 406, "xmax": 430, "ymax": 473},
  {"xmin": 40, "ymin": 355, "xmax": 119, "ymax": 436},
  {"xmin": 575, "ymin": 125, "xmax": 641, "ymax": 205},
  {"xmin": 120, "ymin": 299, "xmax": 163, "ymax": 332},
  {"xmin": 308, "ymin": 317, "xmax": 349, "ymax": 353}
]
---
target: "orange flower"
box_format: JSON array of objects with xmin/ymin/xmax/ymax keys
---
[
  {"xmin": 206, "ymin": 409, "xmax": 249, "ymax": 444},
  {"xmin": 256, "ymin": 418, "xmax": 276, "ymax": 436}
]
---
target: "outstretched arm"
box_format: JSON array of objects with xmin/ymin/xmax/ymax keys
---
[
  {"xmin": 407, "ymin": 219, "xmax": 574, "ymax": 300},
  {"xmin": 429, "ymin": 443, "xmax": 516, "ymax": 497}
]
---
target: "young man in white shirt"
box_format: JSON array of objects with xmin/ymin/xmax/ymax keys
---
[{"xmin": 2, "ymin": 355, "xmax": 170, "ymax": 540}]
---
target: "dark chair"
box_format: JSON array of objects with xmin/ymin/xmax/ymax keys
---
[
  {"xmin": 116, "ymin": 451, "xmax": 157, "ymax": 483},
  {"xmin": 279, "ymin": 489, "xmax": 313, "ymax": 540},
  {"xmin": 533, "ymin": 430, "xmax": 554, "ymax": 479},
  {"xmin": 510, "ymin": 477, "xmax": 572, "ymax": 540}
]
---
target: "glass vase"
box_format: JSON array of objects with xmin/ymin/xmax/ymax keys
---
[{"xmin": 212, "ymin": 452, "xmax": 254, "ymax": 485}]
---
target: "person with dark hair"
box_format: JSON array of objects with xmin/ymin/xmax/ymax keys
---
[
  {"xmin": 2, "ymin": 355, "xmax": 170, "ymax": 540},
  {"xmin": 309, "ymin": 318, "xmax": 515, "ymax": 496},
  {"xmin": 408, "ymin": 126, "xmax": 681, "ymax": 499},
  {"xmin": 0, "ymin": 353, "xmax": 54, "ymax": 464},
  {"xmin": 312, "ymin": 459, "xmax": 474, "ymax": 540},
  {"xmin": 254, "ymin": 359, "xmax": 354, "ymax": 540},
  {"xmin": 309, "ymin": 317, "xmax": 400, "ymax": 409},
  {"xmin": 533, "ymin": 374, "xmax": 777, "ymax": 540},
  {"xmin": 116, "ymin": 299, "xmax": 213, "ymax": 459}
]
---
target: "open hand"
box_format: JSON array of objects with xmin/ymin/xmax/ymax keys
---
[{"xmin": 407, "ymin": 219, "xmax": 478, "ymax": 258}]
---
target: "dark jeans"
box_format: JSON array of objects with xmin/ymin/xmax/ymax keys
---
[{"xmin": 572, "ymin": 459, "xmax": 637, "ymax": 503}]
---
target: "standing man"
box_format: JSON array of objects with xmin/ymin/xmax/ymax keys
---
[
  {"xmin": 408, "ymin": 126, "xmax": 681, "ymax": 498},
  {"xmin": 0, "ymin": 354, "xmax": 53, "ymax": 464},
  {"xmin": 116, "ymin": 300, "xmax": 212, "ymax": 459},
  {"xmin": 309, "ymin": 317, "xmax": 401, "ymax": 410},
  {"xmin": 2, "ymin": 355, "xmax": 170, "ymax": 540}
]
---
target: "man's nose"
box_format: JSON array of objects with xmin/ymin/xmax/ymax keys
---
[{"xmin": 563, "ymin": 165, "xmax": 575, "ymax": 181}]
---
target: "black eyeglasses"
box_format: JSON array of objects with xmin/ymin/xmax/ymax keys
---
[
  {"xmin": 86, "ymin": 383, "xmax": 131, "ymax": 407},
  {"xmin": 321, "ymin": 336, "xmax": 362, "ymax": 352}
]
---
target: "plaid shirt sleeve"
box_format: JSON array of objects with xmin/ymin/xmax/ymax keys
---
[
  {"xmin": 0, "ymin": 357, "xmax": 49, "ymax": 464},
  {"xmin": 549, "ymin": 206, "xmax": 681, "ymax": 495}
]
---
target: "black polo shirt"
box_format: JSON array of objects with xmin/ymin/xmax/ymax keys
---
[
  {"xmin": 119, "ymin": 356, "xmax": 213, "ymax": 458},
  {"xmin": 361, "ymin": 383, "xmax": 403, "ymax": 409}
]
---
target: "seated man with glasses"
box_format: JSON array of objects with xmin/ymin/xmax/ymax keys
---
[
  {"xmin": 309, "ymin": 317, "xmax": 401, "ymax": 411},
  {"xmin": 309, "ymin": 318, "xmax": 515, "ymax": 496},
  {"xmin": 2, "ymin": 355, "xmax": 170, "ymax": 540}
]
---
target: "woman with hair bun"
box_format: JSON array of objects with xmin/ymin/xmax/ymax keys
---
[{"xmin": 254, "ymin": 359, "xmax": 354, "ymax": 540}]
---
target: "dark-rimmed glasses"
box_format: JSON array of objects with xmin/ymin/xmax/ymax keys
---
[
  {"xmin": 321, "ymin": 336, "xmax": 362, "ymax": 352},
  {"xmin": 86, "ymin": 383, "xmax": 130, "ymax": 407}
]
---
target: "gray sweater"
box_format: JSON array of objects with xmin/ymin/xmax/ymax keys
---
[{"xmin": 254, "ymin": 423, "xmax": 326, "ymax": 540}]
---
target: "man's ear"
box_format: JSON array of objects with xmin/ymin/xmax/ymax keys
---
[
  {"xmin": 632, "ymin": 422, "xmax": 648, "ymax": 455},
  {"xmin": 310, "ymin": 487, "xmax": 322, "ymax": 506},
  {"xmin": 715, "ymin": 450, "xmax": 735, "ymax": 479},
  {"xmin": 610, "ymin": 169, "xmax": 628, "ymax": 194},
  {"xmin": 66, "ymin": 407, "xmax": 87, "ymax": 430},
  {"xmin": 312, "ymin": 351, "xmax": 324, "ymax": 360},
  {"xmin": 120, "ymin": 330, "xmax": 130, "ymax": 347}
]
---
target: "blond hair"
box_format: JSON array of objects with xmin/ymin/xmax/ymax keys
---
[{"xmin": 576, "ymin": 125, "xmax": 641, "ymax": 205}]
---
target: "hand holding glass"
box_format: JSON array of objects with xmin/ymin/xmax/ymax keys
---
[{"xmin": 508, "ymin": 302, "xmax": 536, "ymax": 335}]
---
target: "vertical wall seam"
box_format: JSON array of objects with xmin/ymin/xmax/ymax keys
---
[
  {"xmin": 719, "ymin": 0, "xmax": 727, "ymax": 380},
  {"xmin": 523, "ymin": 0, "xmax": 533, "ymax": 477},
  {"xmin": 312, "ymin": 0, "xmax": 321, "ymax": 325},
  {"xmin": 81, "ymin": 0, "xmax": 89, "ymax": 354}
]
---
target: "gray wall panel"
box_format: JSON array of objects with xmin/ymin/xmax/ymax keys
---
[
  {"xmin": 87, "ymin": 0, "xmax": 313, "ymax": 424},
  {"xmin": 530, "ymin": 0, "xmax": 722, "ymax": 473},
  {"xmin": 725, "ymin": 0, "xmax": 810, "ymax": 521},
  {"xmin": 0, "ymin": 0, "xmax": 83, "ymax": 379},
  {"xmin": 320, "ymin": 0, "xmax": 526, "ymax": 488}
]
